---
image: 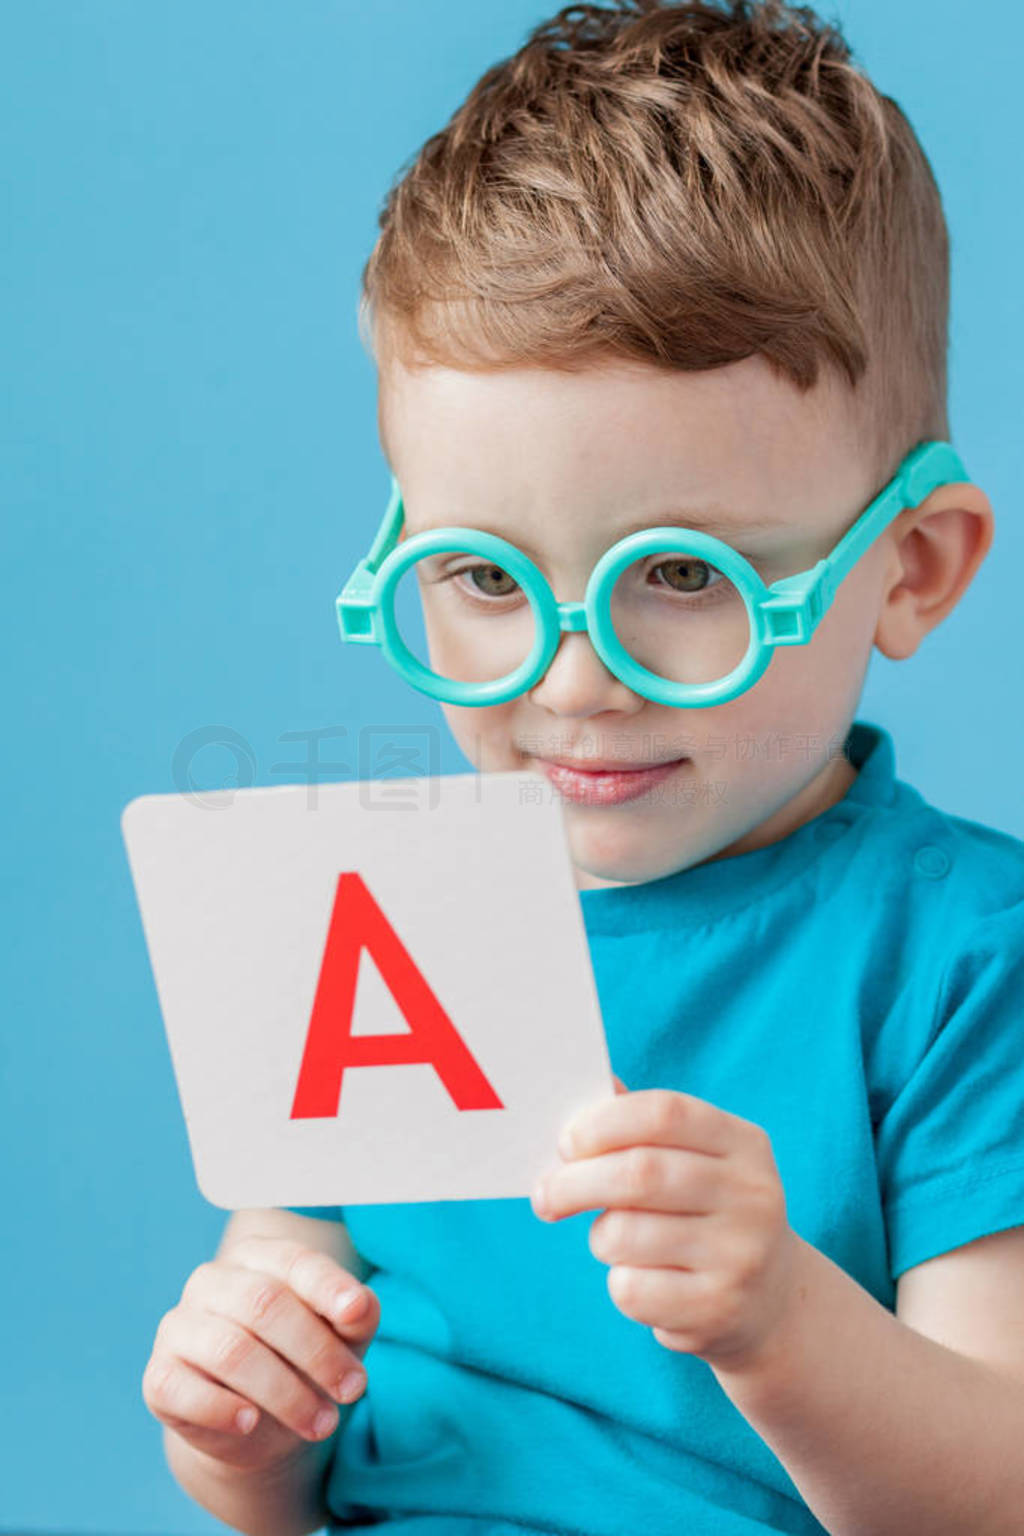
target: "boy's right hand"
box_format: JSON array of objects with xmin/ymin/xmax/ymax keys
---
[{"xmin": 142, "ymin": 1236, "xmax": 380, "ymax": 1474}]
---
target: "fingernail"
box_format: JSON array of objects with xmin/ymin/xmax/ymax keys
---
[
  {"xmin": 334, "ymin": 1288, "xmax": 367, "ymax": 1320},
  {"xmin": 336, "ymin": 1369, "xmax": 365, "ymax": 1403},
  {"xmin": 531, "ymin": 1182, "xmax": 550, "ymax": 1218},
  {"xmin": 312, "ymin": 1405, "xmax": 338, "ymax": 1438}
]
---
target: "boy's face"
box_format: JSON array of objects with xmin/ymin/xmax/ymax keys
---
[{"xmin": 379, "ymin": 350, "xmax": 896, "ymax": 890}]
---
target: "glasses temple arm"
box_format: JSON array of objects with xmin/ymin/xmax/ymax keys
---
[
  {"xmin": 819, "ymin": 441, "xmax": 968, "ymax": 605},
  {"xmin": 774, "ymin": 441, "xmax": 969, "ymax": 616},
  {"xmin": 364, "ymin": 475, "xmax": 404, "ymax": 572},
  {"xmin": 336, "ymin": 476, "xmax": 405, "ymax": 644}
]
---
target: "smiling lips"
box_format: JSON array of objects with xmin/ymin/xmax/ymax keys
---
[{"xmin": 534, "ymin": 755, "xmax": 691, "ymax": 805}]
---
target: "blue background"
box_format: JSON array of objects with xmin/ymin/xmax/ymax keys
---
[{"xmin": 2, "ymin": 1, "xmax": 1020, "ymax": 1531}]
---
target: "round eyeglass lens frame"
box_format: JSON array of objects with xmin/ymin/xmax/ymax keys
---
[{"xmin": 335, "ymin": 440, "xmax": 968, "ymax": 710}]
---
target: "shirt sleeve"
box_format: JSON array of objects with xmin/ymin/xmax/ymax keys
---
[{"xmin": 875, "ymin": 897, "xmax": 1024, "ymax": 1281}]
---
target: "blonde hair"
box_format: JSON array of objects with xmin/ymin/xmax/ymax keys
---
[{"xmin": 360, "ymin": 0, "xmax": 951, "ymax": 485}]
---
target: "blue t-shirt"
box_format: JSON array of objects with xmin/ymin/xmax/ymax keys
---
[{"xmin": 290, "ymin": 718, "xmax": 1024, "ymax": 1535}]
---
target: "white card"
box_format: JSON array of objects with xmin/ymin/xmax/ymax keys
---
[{"xmin": 121, "ymin": 773, "xmax": 613, "ymax": 1208}]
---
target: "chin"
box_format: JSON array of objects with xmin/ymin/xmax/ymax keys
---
[{"xmin": 567, "ymin": 821, "xmax": 690, "ymax": 887}]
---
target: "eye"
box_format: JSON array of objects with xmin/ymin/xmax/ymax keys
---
[
  {"xmin": 461, "ymin": 563, "xmax": 520, "ymax": 598},
  {"xmin": 649, "ymin": 557, "xmax": 724, "ymax": 596}
]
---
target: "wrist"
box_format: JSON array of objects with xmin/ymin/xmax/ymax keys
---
[
  {"xmin": 163, "ymin": 1424, "xmax": 336, "ymax": 1536},
  {"xmin": 706, "ymin": 1230, "xmax": 818, "ymax": 1396}
]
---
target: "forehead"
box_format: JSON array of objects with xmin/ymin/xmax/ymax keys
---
[{"xmin": 379, "ymin": 352, "xmax": 871, "ymax": 545}]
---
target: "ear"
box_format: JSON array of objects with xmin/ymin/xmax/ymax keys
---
[{"xmin": 874, "ymin": 481, "xmax": 994, "ymax": 661}]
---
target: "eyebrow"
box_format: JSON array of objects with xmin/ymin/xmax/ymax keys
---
[
  {"xmin": 407, "ymin": 506, "xmax": 787, "ymax": 560},
  {"xmin": 618, "ymin": 508, "xmax": 785, "ymax": 539}
]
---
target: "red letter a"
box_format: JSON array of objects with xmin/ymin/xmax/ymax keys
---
[{"xmin": 290, "ymin": 871, "xmax": 504, "ymax": 1119}]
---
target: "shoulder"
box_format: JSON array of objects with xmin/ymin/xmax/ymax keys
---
[
  {"xmin": 917, "ymin": 794, "xmax": 1024, "ymax": 899},
  {"xmin": 837, "ymin": 776, "xmax": 1024, "ymax": 1092},
  {"xmin": 902, "ymin": 799, "xmax": 1024, "ymax": 969},
  {"xmin": 849, "ymin": 763, "xmax": 1024, "ymax": 938}
]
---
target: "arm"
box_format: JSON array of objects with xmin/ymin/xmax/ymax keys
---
[
  {"xmin": 711, "ymin": 1233, "xmax": 1024, "ymax": 1536},
  {"xmin": 163, "ymin": 1207, "xmax": 371, "ymax": 1536}
]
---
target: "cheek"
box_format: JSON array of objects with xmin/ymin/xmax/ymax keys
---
[
  {"xmin": 805, "ymin": 563, "xmax": 881, "ymax": 696},
  {"xmin": 743, "ymin": 645, "xmax": 861, "ymax": 741},
  {"xmin": 686, "ymin": 629, "xmax": 861, "ymax": 767},
  {"xmin": 755, "ymin": 555, "xmax": 883, "ymax": 711},
  {"xmin": 440, "ymin": 702, "xmax": 525, "ymax": 770}
]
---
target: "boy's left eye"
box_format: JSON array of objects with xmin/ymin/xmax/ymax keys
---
[{"xmin": 463, "ymin": 563, "xmax": 519, "ymax": 597}]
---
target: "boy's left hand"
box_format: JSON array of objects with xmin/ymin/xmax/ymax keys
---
[{"xmin": 531, "ymin": 1076, "xmax": 802, "ymax": 1374}]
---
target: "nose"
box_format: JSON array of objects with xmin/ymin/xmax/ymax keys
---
[{"xmin": 527, "ymin": 628, "xmax": 641, "ymax": 716}]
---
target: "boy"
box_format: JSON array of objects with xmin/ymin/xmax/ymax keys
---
[{"xmin": 144, "ymin": 2, "xmax": 1024, "ymax": 1533}]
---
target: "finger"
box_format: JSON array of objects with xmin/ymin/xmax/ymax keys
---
[
  {"xmin": 588, "ymin": 1206, "xmax": 709, "ymax": 1270},
  {"xmin": 604, "ymin": 1261, "xmax": 706, "ymax": 1332},
  {"xmin": 183, "ymin": 1259, "xmax": 369, "ymax": 1405},
  {"xmin": 560, "ymin": 1089, "xmax": 731, "ymax": 1161},
  {"xmin": 214, "ymin": 1237, "xmax": 380, "ymax": 1342},
  {"xmin": 535, "ymin": 1144, "xmax": 720, "ymax": 1222},
  {"xmin": 143, "ymin": 1350, "xmax": 266, "ymax": 1439},
  {"xmin": 155, "ymin": 1307, "xmax": 342, "ymax": 1443}
]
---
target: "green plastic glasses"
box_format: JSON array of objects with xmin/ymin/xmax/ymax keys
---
[{"xmin": 335, "ymin": 439, "xmax": 967, "ymax": 709}]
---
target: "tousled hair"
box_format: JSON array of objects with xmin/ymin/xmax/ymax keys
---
[{"xmin": 359, "ymin": 0, "xmax": 950, "ymax": 485}]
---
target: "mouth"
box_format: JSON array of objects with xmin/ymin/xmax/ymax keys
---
[{"xmin": 531, "ymin": 754, "xmax": 691, "ymax": 806}]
